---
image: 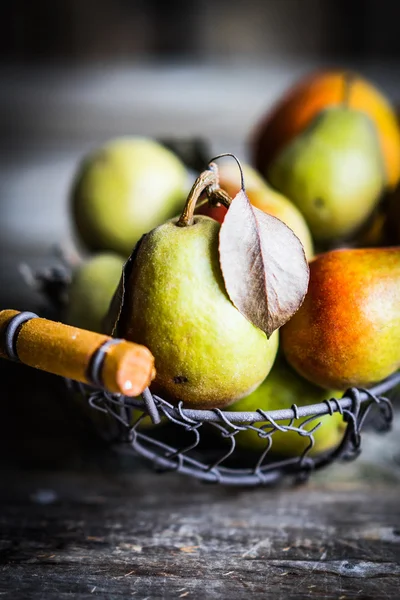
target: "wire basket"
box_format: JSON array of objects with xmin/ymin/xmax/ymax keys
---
[
  {"xmin": 62, "ymin": 374, "xmax": 397, "ymax": 487},
  {"xmin": 26, "ymin": 244, "xmax": 398, "ymax": 487}
]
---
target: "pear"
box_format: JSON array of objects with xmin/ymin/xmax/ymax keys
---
[
  {"xmin": 217, "ymin": 162, "xmax": 268, "ymax": 196},
  {"xmin": 198, "ymin": 163, "xmax": 314, "ymax": 259},
  {"xmin": 120, "ymin": 216, "xmax": 279, "ymax": 409},
  {"xmin": 66, "ymin": 252, "xmax": 124, "ymax": 333},
  {"xmin": 71, "ymin": 137, "xmax": 188, "ymax": 257},
  {"xmin": 281, "ymin": 247, "xmax": 400, "ymax": 390},
  {"xmin": 268, "ymin": 107, "xmax": 385, "ymax": 242},
  {"xmin": 229, "ymin": 360, "xmax": 345, "ymax": 457}
]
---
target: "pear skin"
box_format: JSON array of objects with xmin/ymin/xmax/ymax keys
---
[
  {"xmin": 281, "ymin": 248, "xmax": 400, "ymax": 390},
  {"xmin": 121, "ymin": 216, "xmax": 279, "ymax": 409},
  {"xmin": 230, "ymin": 360, "xmax": 344, "ymax": 457},
  {"xmin": 268, "ymin": 107, "xmax": 385, "ymax": 242},
  {"xmin": 72, "ymin": 137, "xmax": 188, "ymax": 256},
  {"xmin": 252, "ymin": 69, "xmax": 400, "ymax": 190},
  {"xmin": 66, "ymin": 252, "xmax": 125, "ymax": 333},
  {"xmin": 217, "ymin": 162, "xmax": 268, "ymax": 197}
]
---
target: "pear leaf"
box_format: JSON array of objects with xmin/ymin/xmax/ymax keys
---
[{"xmin": 218, "ymin": 189, "xmax": 309, "ymax": 337}]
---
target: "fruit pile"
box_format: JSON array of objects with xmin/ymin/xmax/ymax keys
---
[{"xmin": 65, "ymin": 69, "xmax": 400, "ymax": 459}]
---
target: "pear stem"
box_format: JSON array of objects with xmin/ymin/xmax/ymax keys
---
[
  {"xmin": 207, "ymin": 187, "xmax": 232, "ymax": 208},
  {"xmin": 209, "ymin": 153, "xmax": 246, "ymax": 191},
  {"xmin": 205, "ymin": 161, "xmax": 232, "ymax": 208},
  {"xmin": 177, "ymin": 153, "xmax": 244, "ymax": 226},
  {"xmin": 177, "ymin": 169, "xmax": 217, "ymax": 227},
  {"xmin": 176, "ymin": 166, "xmax": 232, "ymax": 226}
]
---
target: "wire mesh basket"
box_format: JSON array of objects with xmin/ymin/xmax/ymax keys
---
[
  {"xmin": 5, "ymin": 132, "xmax": 397, "ymax": 488},
  {"xmin": 24, "ymin": 227, "xmax": 398, "ymax": 487},
  {"xmin": 66, "ymin": 373, "xmax": 397, "ymax": 486}
]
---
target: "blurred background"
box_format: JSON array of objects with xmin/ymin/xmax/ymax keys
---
[{"xmin": 0, "ymin": 0, "xmax": 399, "ymax": 308}]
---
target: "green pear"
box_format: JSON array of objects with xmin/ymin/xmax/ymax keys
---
[
  {"xmin": 120, "ymin": 216, "xmax": 279, "ymax": 409},
  {"xmin": 66, "ymin": 252, "xmax": 124, "ymax": 333},
  {"xmin": 268, "ymin": 107, "xmax": 385, "ymax": 242},
  {"xmin": 229, "ymin": 359, "xmax": 345, "ymax": 457},
  {"xmin": 71, "ymin": 137, "xmax": 188, "ymax": 256}
]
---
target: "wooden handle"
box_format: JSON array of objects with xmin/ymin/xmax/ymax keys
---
[{"xmin": 0, "ymin": 310, "xmax": 155, "ymax": 396}]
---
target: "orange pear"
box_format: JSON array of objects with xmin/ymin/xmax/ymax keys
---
[{"xmin": 281, "ymin": 248, "xmax": 400, "ymax": 390}]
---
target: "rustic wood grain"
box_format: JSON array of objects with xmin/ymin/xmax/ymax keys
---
[
  {"xmin": 0, "ymin": 359, "xmax": 399, "ymax": 598},
  {"xmin": 0, "ymin": 471, "xmax": 399, "ymax": 599}
]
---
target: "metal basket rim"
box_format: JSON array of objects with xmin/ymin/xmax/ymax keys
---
[
  {"xmin": 74, "ymin": 367, "xmax": 397, "ymax": 487},
  {"xmin": 119, "ymin": 371, "xmax": 400, "ymax": 425}
]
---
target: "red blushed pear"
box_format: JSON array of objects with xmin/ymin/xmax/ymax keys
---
[
  {"xmin": 281, "ymin": 247, "xmax": 400, "ymax": 390},
  {"xmin": 251, "ymin": 69, "xmax": 400, "ymax": 191},
  {"xmin": 197, "ymin": 202, "xmax": 227, "ymax": 224}
]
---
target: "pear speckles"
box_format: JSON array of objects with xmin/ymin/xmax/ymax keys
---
[{"xmin": 314, "ymin": 197, "xmax": 325, "ymax": 209}]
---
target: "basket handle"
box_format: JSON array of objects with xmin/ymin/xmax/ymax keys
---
[{"xmin": 0, "ymin": 309, "xmax": 155, "ymax": 397}]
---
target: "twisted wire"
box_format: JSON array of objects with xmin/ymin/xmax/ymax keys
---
[{"xmin": 76, "ymin": 374, "xmax": 396, "ymax": 486}]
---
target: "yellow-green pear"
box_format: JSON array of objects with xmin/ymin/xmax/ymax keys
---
[
  {"xmin": 120, "ymin": 216, "xmax": 279, "ymax": 409},
  {"xmin": 66, "ymin": 252, "xmax": 124, "ymax": 333},
  {"xmin": 268, "ymin": 107, "xmax": 385, "ymax": 242},
  {"xmin": 71, "ymin": 137, "xmax": 188, "ymax": 256},
  {"xmin": 229, "ymin": 359, "xmax": 345, "ymax": 457}
]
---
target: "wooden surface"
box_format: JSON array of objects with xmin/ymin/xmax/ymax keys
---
[
  {"xmin": 0, "ymin": 358, "xmax": 399, "ymax": 598},
  {"xmin": 0, "ymin": 62, "xmax": 399, "ymax": 598},
  {"xmin": 0, "ymin": 470, "xmax": 399, "ymax": 599}
]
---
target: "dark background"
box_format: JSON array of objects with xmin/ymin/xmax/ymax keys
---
[{"xmin": 1, "ymin": 0, "xmax": 400, "ymax": 62}]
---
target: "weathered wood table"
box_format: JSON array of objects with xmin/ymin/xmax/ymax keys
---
[
  {"xmin": 1, "ymin": 469, "xmax": 400, "ymax": 599},
  {"xmin": 0, "ymin": 63, "xmax": 399, "ymax": 598}
]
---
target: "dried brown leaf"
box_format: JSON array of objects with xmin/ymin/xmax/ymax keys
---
[{"xmin": 218, "ymin": 190, "xmax": 309, "ymax": 337}]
